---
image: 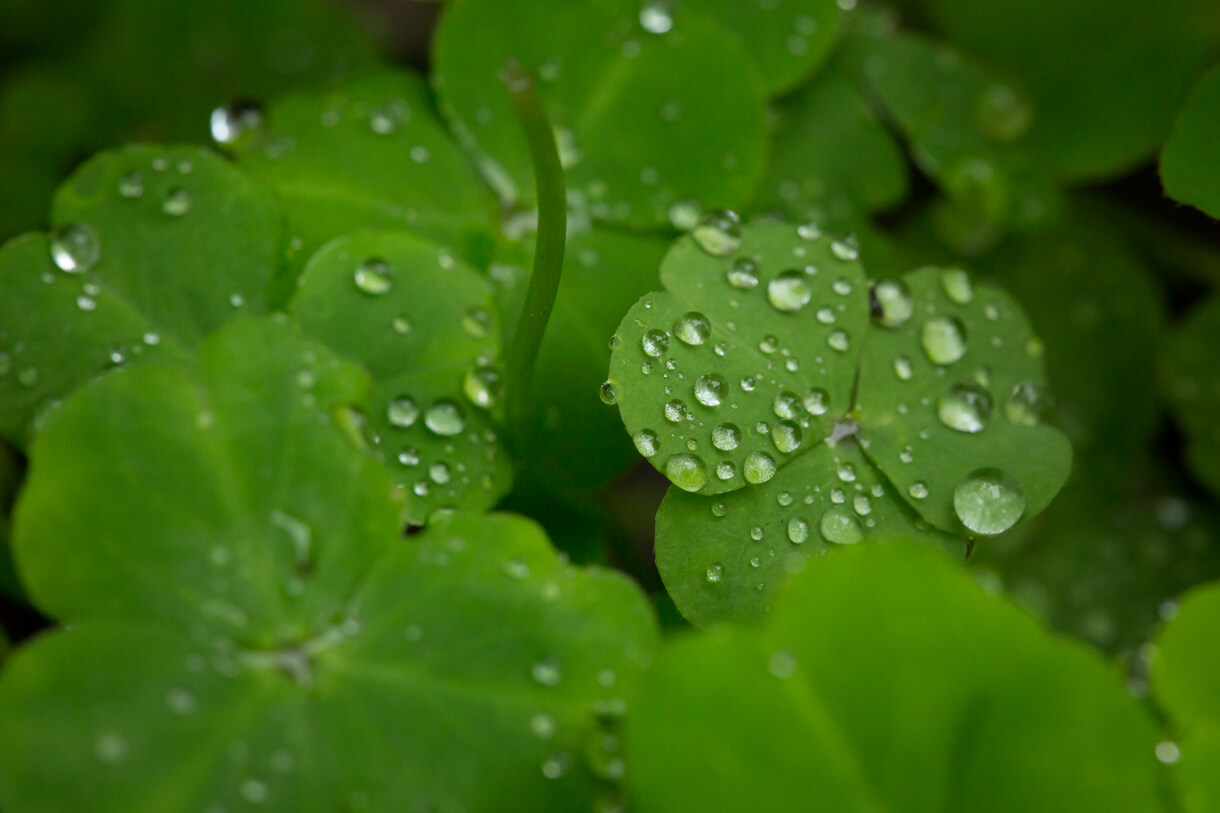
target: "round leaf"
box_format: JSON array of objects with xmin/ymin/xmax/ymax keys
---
[
  {"xmin": 434, "ymin": 0, "xmax": 768, "ymax": 227},
  {"xmin": 289, "ymin": 231, "xmax": 513, "ymax": 524},
  {"xmin": 1162, "ymin": 64, "xmax": 1220, "ymax": 219}
]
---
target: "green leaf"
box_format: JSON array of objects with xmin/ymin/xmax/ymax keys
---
[
  {"xmin": 609, "ymin": 222, "xmax": 869, "ymax": 497},
  {"xmin": 844, "ymin": 28, "xmax": 1060, "ymax": 228},
  {"xmin": 1154, "ymin": 581, "xmax": 1220, "ymax": 812},
  {"xmin": 1162, "ymin": 64, "xmax": 1220, "ymax": 219},
  {"xmin": 1162, "ymin": 294, "xmax": 1220, "ymax": 499},
  {"xmin": 924, "ymin": 0, "xmax": 1220, "ymax": 181},
  {"xmin": 755, "ymin": 61, "xmax": 909, "ymax": 223},
  {"xmin": 0, "ymin": 145, "xmax": 282, "ymax": 445},
  {"xmin": 503, "ymin": 226, "xmax": 669, "ymax": 495},
  {"xmin": 677, "ymin": 0, "xmax": 841, "ymax": 96},
  {"xmin": 231, "ymin": 70, "xmax": 499, "ymax": 282},
  {"xmin": 627, "ymin": 542, "xmax": 1167, "ymax": 813},
  {"xmin": 656, "ymin": 443, "xmax": 955, "ymax": 625},
  {"xmin": 0, "ymin": 318, "xmax": 658, "ymax": 811},
  {"xmin": 854, "ymin": 266, "xmax": 1072, "ymax": 533},
  {"xmin": 433, "ymin": 0, "xmax": 768, "ymax": 227},
  {"xmin": 289, "ymin": 231, "xmax": 513, "ymax": 524}
]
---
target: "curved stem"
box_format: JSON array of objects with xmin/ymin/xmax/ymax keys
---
[{"xmin": 502, "ymin": 64, "xmax": 567, "ymax": 442}]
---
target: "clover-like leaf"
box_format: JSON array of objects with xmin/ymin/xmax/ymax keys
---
[
  {"xmin": 755, "ymin": 61, "xmax": 909, "ymax": 226},
  {"xmin": 844, "ymin": 28, "xmax": 1060, "ymax": 228},
  {"xmin": 0, "ymin": 318, "xmax": 658, "ymax": 812},
  {"xmin": 1154, "ymin": 581, "xmax": 1220, "ymax": 812},
  {"xmin": 608, "ymin": 221, "xmax": 1071, "ymax": 623},
  {"xmin": 1162, "ymin": 294, "xmax": 1220, "ymax": 499},
  {"xmin": 676, "ymin": 0, "xmax": 841, "ymax": 96},
  {"xmin": 0, "ymin": 145, "xmax": 283, "ymax": 446},
  {"xmin": 855, "ymin": 266, "xmax": 1072, "ymax": 533},
  {"xmin": 627, "ymin": 542, "xmax": 1166, "ymax": 812},
  {"xmin": 924, "ymin": 0, "xmax": 1217, "ymax": 181},
  {"xmin": 1162, "ymin": 64, "xmax": 1220, "ymax": 219},
  {"xmin": 289, "ymin": 231, "xmax": 513, "ymax": 524},
  {"xmin": 230, "ymin": 70, "xmax": 499, "ymax": 282},
  {"xmin": 434, "ymin": 0, "xmax": 767, "ymax": 228}
]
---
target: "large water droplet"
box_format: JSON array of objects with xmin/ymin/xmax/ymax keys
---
[
  {"xmin": 954, "ymin": 468, "xmax": 1025, "ymax": 535},
  {"xmin": 921, "ymin": 317, "xmax": 967, "ymax": 365},
  {"xmin": 50, "ymin": 223, "xmax": 100, "ymax": 273},
  {"xmin": 787, "ymin": 517, "xmax": 809, "ymax": 544},
  {"xmin": 386, "ymin": 396, "xmax": 419, "ymax": 428},
  {"xmin": 940, "ymin": 268, "xmax": 974, "ymax": 304},
  {"xmin": 641, "ymin": 329, "xmax": 670, "ymax": 357},
  {"xmin": 599, "ymin": 381, "xmax": 617, "ymax": 405},
  {"xmin": 694, "ymin": 373, "xmax": 726, "ymax": 406},
  {"xmin": 666, "ymin": 453, "xmax": 708, "ymax": 492},
  {"xmin": 767, "ymin": 270, "xmax": 812, "ymax": 312},
  {"xmin": 639, "ymin": 0, "xmax": 674, "ymax": 34},
  {"xmin": 354, "ymin": 257, "xmax": 393, "ymax": 296},
  {"xmin": 773, "ymin": 392, "xmax": 800, "ymax": 420},
  {"xmin": 803, "ymin": 389, "xmax": 829, "ymax": 416},
  {"xmin": 712, "ymin": 422, "xmax": 740, "ymax": 451},
  {"xmin": 424, "ymin": 401, "xmax": 465, "ymax": 436},
  {"xmin": 674, "ymin": 312, "xmax": 711, "ymax": 346},
  {"xmin": 820, "ymin": 506, "xmax": 862, "ymax": 544},
  {"xmin": 634, "ymin": 429, "xmax": 660, "ymax": 457},
  {"xmin": 937, "ymin": 382, "xmax": 992, "ymax": 433},
  {"xmin": 691, "ymin": 210, "xmax": 742, "ymax": 257},
  {"xmin": 1005, "ymin": 380, "xmax": 1044, "ymax": 426},
  {"xmin": 771, "ymin": 421, "xmax": 802, "ymax": 453},
  {"xmin": 465, "ymin": 367, "xmax": 502, "ymax": 409},
  {"xmin": 210, "ymin": 100, "xmax": 264, "ymax": 146},
  {"xmin": 872, "ymin": 280, "xmax": 912, "ymax": 327},
  {"xmin": 664, "ymin": 399, "xmax": 688, "ymax": 423},
  {"xmin": 743, "ymin": 451, "xmax": 777, "ymax": 484}
]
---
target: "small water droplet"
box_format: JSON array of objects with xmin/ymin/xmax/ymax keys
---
[
  {"xmin": 666, "ymin": 453, "xmax": 708, "ymax": 492},
  {"xmin": 908, "ymin": 481, "xmax": 929, "ymax": 500},
  {"xmin": 532, "ymin": 656, "xmax": 562, "ymax": 686},
  {"xmin": 668, "ymin": 199, "xmax": 701, "ymax": 230},
  {"xmin": 827, "ymin": 330, "xmax": 850, "ymax": 352},
  {"xmin": 773, "ymin": 392, "xmax": 800, "ymax": 420},
  {"xmin": 727, "ymin": 258, "xmax": 759, "ymax": 289},
  {"xmin": 767, "ymin": 270, "xmax": 812, "ymax": 312},
  {"xmin": 938, "ymin": 382, "xmax": 992, "ymax": 433},
  {"xmin": 354, "ymin": 257, "xmax": 392, "ymax": 295},
  {"xmin": 166, "ymin": 688, "xmax": 197, "ymax": 715},
  {"xmin": 464, "ymin": 366, "xmax": 502, "ymax": 409},
  {"xmin": 976, "ymin": 83, "xmax": 1032, "ymax": 142},
  {"xmin": 241, "ymin": 779, "xmax": 268, "ymax": 804},
  {"xmin": 118, "ymin": 171, "xmax": 144, "ymax": 198},
  {"xmin": 50, "ymin": 223, "xmax": 100, "ymax": 273},
  {"xmin": 743, "ymin": 451, "xmax": 777, "ymax": 484},
  {"xmin": 772, "ymin": 421, "xmax": 802, "ymax": 453},
  {"xmin": 210, "ymin": 100, "xmax": 264, "ymax": 146},
  {"xmin": 712, "ymin": 422, "xmax": 741, "ymax": 451},
  {"xmin": 694, "ymin": 373, "xmax": 726, "ymax": 406},
  {"xmin": 162, "ymin": 188, "xmax": 191, "ymax": 217},
  {"xmin": 1005, "ymin": 380, "xmax": 1044, "ymax": 426},
  {"xmin": 830, "ymin": 236, "xmax": 859, "ymax": 261},
  {"xmin": 711, "ymin": 502, "xmax": 728, "ymax": 517},
  {"xmin": 691, "ymin": 210, "xmax": 742, "ymax": 257},
  {"xmin": 642, "ymin": 328, "xmax": 670, "ymax": 357},
  {"xmin": 820, "ymin": 506, "xmax": 862, "ymax": 544},
  {"xmin": 921, "ymin": 317, "xmax": 967, "ymax": 365},
  {"xmin": 872, "ymin": 280, "xmax": 913, "ymax": 327},
  {"xmin": 705, "ymin": 563, "xmax": 724, "ymax": 583},
  {"xmin": 954, "ymin": 469, "xmax": 1025, "ymax": 535},
  {"xmin": 674, "ymin": 312, "xmax": 711, "ymax": 346},
  {"xmin": 941, "ymin": 268, "xmax": 974, "ymax": 304},
  {"xmin": 599, "ymin": 381, "xmax": 618, "ymax": 405},
  {"xmin": 386, "ymin": 396, "xmax": 419, "ymax": 428},
  {"xmin": 787, "ymin": 517, "xmax": 810, "ymax": 544},
  {"xmin": 424, "ymin": 401, "xmax": 465, "ymax": 436},
  {"xmin": 894, "ymin": 355, "xmax": 914, "ymax": 380},
  {"xmin": 639, "ymin": 0, "xmax": 674, "ymax": 33},
  {"xmin": 531, "ymin": 713, "xmax": 556, "ymax": 739},
  {"xmin": 664, "ymin": 399, "xmax": 688, "ymax": 423}
]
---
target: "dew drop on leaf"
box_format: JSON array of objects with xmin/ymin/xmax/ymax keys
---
[
  {"xmin": 1004, "ymin": 380, "xmax": 1044, "ymax": 426},
  {"xmin": 716, "ymin": 462, "xmax": 735, "ymax": 480},
  {"xmin": 530, "ymin": 713, "xmax": 556, "ymax": 739},
  {"xmin": 531, "ymin": 657, "xmax": 562, "ymax": 687},
  {"xmin": 666, "ymin": 453, "xmax": 708, "ymax": 492},
  {"xmin": 642, "ymin": 328, "xmax": 670, "ymax": 357},
  {"xmin": 161, "ymin": 187, "xmax": 191, "ymax": 217},
  {"xmin": 773, "ymin": 392, "xmax": 800, "ymax": 420},
  {"xmin": 921, "ymin": 317, "xmax": 968, "ymax": 365},
  {"xmin": 353, "ymin": 257, "xmax": 393, "ymax": 296},
  {"xmin": 673, "ymin": 312, "xmax": 711, "ymax": 346},
  {"xmin": 953, "ymin": 468, "xmax": 1025, "ymax": 535},
  {"xmin": 771, "ymin": 421, "xmax": 802, "ymax": 453},
  {"xmin": 633, "ymin": 429, "xmax": 660, "ymax": 457},
  {"xmin": 767, "ymin": 270, "xmax": 812, "ymax": 312},
  {"xmin": 599, "ymin": 381, "xmax": 618, "ymax": 405},
  {"xmin": 464, "ymin": 367, "xmax": 502, "ymax": 409},
  {"xmin": 827, "ymin": 330, "xmax": 850, "ymax": 352},
  {"xmin": 117, "ymin": 171, "xmax": 144, "ymax": 199},
  {"xmin": 787, "ymin": 517, "xmax": 809, "ymax": 544},
  {"xmin": 908, "ymin": 481, "xmax": 930, "ymax": 500},
  {"xmin": 210, "ymin": 100, "xmax": 264, "ymax": 147},
  {"xmin": 893, "ymin": 355, "xmax": 914, "ymax": 380},
  {"xmin": 386, "ymin": 396, "xmax": 419, "ymax": 428},
  {"xmin": 705, "ymin": 563, "xmax": 724, "ymax": 583},
  {"xmin": 803, "ymin": 389, "xmax": 829, "ymax": 416},
  {"xmin": 691, "ymin": 209, "xmax": 742, "ymax": 257},
  {"xmin": 667, "ymin": 199, "xmax": 701, "ymax": 231},
  {"xmin": 976, "ymin": 83, "xmax": 1032, "ymax": 143},
  {"xmin": 462, "ymin": 307, "xmax": 492, "ymax": 339},
  {"xmin": 830, "ymin": 236, "xmax": 859, "ymax": 261},
  {"xmin": 639, "ymin": 0, "xmax": 674, "ymax": 34},
  {"xmin": 50, "ymin": 223, "xmax": 100, "ymax": 273},
  {"xmin": 743, "ymin": 451, "xmax": 777, "ymax": 484},
  {"xmin": 694, "ymin": 373, "xmax": 726, "ymax": 406},
  {"xmin": 940, "ymin": 268, "xmax": 974, "ymax": 304},
  {"xmin": 727, "ymin": 258, "xmax": 759, "ymax": 289},
  {"xmin": 872, "ymin": 280, "xmax": 913, "ymax": 327},
  {"xmin": 664, "ymin": 399, "xmax": 688, "ymax": 423},
  {"xmin": 712, "ymin": 422, "xmax": 741, "ymax": 451},
  {"xmin": 424, "ymin": 401, "xmax": 465, "ymax": 436},
  {"xmin": 819, "ymin": 506, "xmax": 862, "ymax": 544},
  {"xmin": 94, "ymin": 732, "xmax": 128, "ymax": 764},
  {"xmin": 937, "ymin": 382, "xmax": 992, "ymax": 433}
]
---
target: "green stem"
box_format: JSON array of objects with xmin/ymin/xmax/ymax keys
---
[{"xmin": 502, "ymin": 64, "xmax": 567, "ymax": 440}]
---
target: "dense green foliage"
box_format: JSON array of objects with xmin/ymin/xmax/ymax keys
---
[{"xmin": 1, "ymin": 0, "xmax": 1220, "ymax": 810}]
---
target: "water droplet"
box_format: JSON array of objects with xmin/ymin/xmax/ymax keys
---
[
  {"xmin": 787, "ymin": 517, "xmax": 809, "ymax": 544},
  {"xmin": 118, "ymin": 171, "xmax": 144, "ymax": 198},
  {"xmin": 767, "ymin": 270, "xmax": 812, "ymax": 312},
  {"xmin": 872, "ymin": 280, "xmax": 913, "ymax": 327},
  {"xmin": 664, "ymin": 399, "xmax": 688, "ymax": 423},
  {"xmin": 691, "ymin": 210, "xmax": 742, "ymax": 257},
  {"xmin": 820, "ymin": 506, "xmax": 862, "ymax": 544},
  {"xmin": 464, "ymin": 366, "xmax": 502, "ymax": 408},
  {"xmin": 241, "ymin": 779, "xmax": 268, "ymax": 804},
  {"xmin": 95, "ymin": 732, "xmax": 128, "ymax": 763},
  {"xmin": 712, "ymin": 422, "xmax": 741, "ymax": 451},
  {"xmin": 772, "ymin": 421, "xmax": 802, "ymax": 453},
  {"xmin": 921, "ymin": 317, "xmax": 967, "ymax": 365},
  {"xmin": 694, "ymin": 373, "xmax": 726, "ymax": 406},
  {"xmin": 666, "ymin": 453, "xmax": 708, "ymax": 492},
  {"xmin": 398, "ymin": 447, "xmax": 420, "ymax": 466},
  {"xmin": 210, "ymin": 100, "xmax": 264, "ymax": 146},
  {"xmin": 830, "ymin": 236, "xmax": 859, "ymax": 261},
  {"xmin": 430, "ymin": 462, "xmax": 451, "ymax": 484},
  {"xmin": 1005, "ymin": 381, "xmax": 1043, "ymax": 426},
  {"xmin": 76, "ymin": 295, "xmax": 97, "ymax": 312},
  {"xmin": 938, "ymin": 382, "xmax": 992, "ymax": 433},
  {"xmin": 711, "ymin": 502, "xmax": 728, "ymax": 517},
  {"xmin": 954, "ymin": 469, "xmax": 1025, "ymax": 535},
  {"xmin": 354, "ymin": 257, "xmax": 392, "ymax": 295},
  {"xmin": 162, "ymin": 188, "xmax": 191, "ymax": 217},
  {"xmin": 639, "ymin": 0, "xmax": 674, "ymax": 34},
  {"xmin": 976, "ymin": 83, "xmax": 1032, "ymax": 142},
  {"xmin": 797, "ymin": 221, "xmax": 823, "ymax": 240},
  {"xmin": 166, "ymin": 688, "xmax": 197, "ymax": 715},
  {"xmin": 424, "ymin": 401, "xmax": 465, "ymax": 436},
  {"xmin": 531, "ymin": 713, "xmax": 556, "ymax": 739},
  {"xmin": 853, "ymin": 494, "xmax": 872, "ymax": 515},
  {"xmin": 705, "ymin": 563, "xmax": 724, "ymax": 583},
  {"xmin": 642, "ymin": 328, "xmax": 670, "ymax": 357},
  {"xmin": 542, "ymin": 753, "xmax": 571, "ymax": 779},
  {"xmin": 893, "ymin": 356, "xmax": 913, "ymax": 380},
  {"xmin": 816, "ymin": 307, "xmax": 836, "ymax": 324},
  {"xmin": 386, "ymin": 396, "xmax": 419, "ymax": 428},
  {"xmin": 769, "ymin": 649, "xmax": 798, "ymax": 678},
  {"xmin": 633, "ymin": 430, "xmax": 660, "ymax": 458},
  {"xmin": 462, "ymin": 307, "xmax": 492, "ymax": 339},
  {"xmin": 940, "ymin": 268, "xmax": 974, "ymax": 304},
  {"xmin": 532, "ymin": 657, "xmax": 562, "ymax": 686},
  {"xmin": 800, "ymin": 389, "xmax": 828, "ymax": 416},
  {"xmin": 908, "ymin": 481, "xmax": 929, "ymax": 500},
  {"xmin": 716, "ymin": 462, "xmax": 735, "ymax": 480},
  {"xmin": 599, "ymin": 381, "xmax": 617, "ymax": 405},
  {"xmin": 727, "ymin": 258, "xmax": 759, "ymax": 289},
  {"xmin": 827, "ymin": 330, "xmax": 850, "ymax": 352},
  {"xmin": 392, "ymin": 316, "xmax": 412, "ymax": 335},
  {"xmin": 668, "ymin": 199, "xmax": 701, "ymax": 230},
  {"xmin": 50, "ymin": 223, "xmax": 100, "ymax": 273},
  {"xmin": 674, "ymin": 312, "xmax": 711, "ymax": 346},
  {"xmin": 743, "ymin": 451, "xmax": 777, "ymax": 484}
]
